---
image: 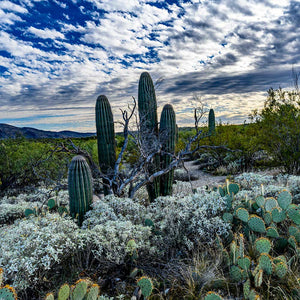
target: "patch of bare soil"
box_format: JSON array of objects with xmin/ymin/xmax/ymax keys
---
[{"xmin": 183, "ymin": 160, "xmax": 227, "ymax": 189}]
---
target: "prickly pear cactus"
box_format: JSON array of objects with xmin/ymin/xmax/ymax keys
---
[
  {"xmin": 47, "ymin": 198, "xmax": 56, "ymax": 210},
  {"xmin": 137, "ymin": 276, "xmax": 153, "ymax": 298},
  {"xmin": 68, "ymin": 155, "xmax": 93, "ymax": 226},
  {"xmin": 213, "ymin": 184, "xmax": 300, "ymax": 300},
  {"xmin": 86, "ymin": 284, "xmax": 100, "ymax": 300},
  {"xmin": 0, "ymin": 269, "xmax": 17, "ymax": 300},
  {"xmin": 274, "ymin": 261, "xmax": 288, "ymax": 278},
  {"xmin": 58, "ymin": 283, "xmax": 70, "ymax": 300},
  {"xmin": 204, "ymin": 291, "xmax": 223, "ymax": 299},
  {"xmin": 159, "ymin": 104, "xmax": 176, "ymax": 196},
  {"xmin": 236, "ymin": 208, "xmax": 249, "ymax": 222},
  {"xmin": 138, "ymin": 72, "xmax": 160, "ymax": 201},
  {"xmin": 0, "ymin": 285, "xmax": 17, "ymax": 300},
  {"xmin": 248, "ymin": 215, "xmax": 266, "ymax": 233},
  {"xmin": 254, "ymin": 237, "xmax": 272, "ymax": 254},
  {"xmin": 71, "ymin": 279, "xmax": 88, "ymax": 300},
  {"xmin": 45, "ymin": 293, "xmax": 55, "ymax": 300},
  {"xmin": 44, "ymin": 278, "xmax": 100, "ymax": 300},
  {"xmin": 0, "ymin": 268, "xmax": 3, "ymax": 287},
  {"xmin": 95, "ymin": 95, "xmax": 116, "ymax": 195}
]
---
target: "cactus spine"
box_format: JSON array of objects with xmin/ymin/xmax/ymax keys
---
[
  {"xmin": 68, "ymin": 155, "xmax": 93, "ymax": 226},
  {"xmin": 95, "ymin": 95, "xmax": 116, "ymax": 195},
  {"xmin": 159, "ymin": 104, "xmax": 176, "ymax": 196},
  {"xmin": 208, "ymin": 108, "xmax": 216, "ymax": 134},
  {"xmin": 138, "ymin": 72, "xmax": 160, "ymax": 201}
]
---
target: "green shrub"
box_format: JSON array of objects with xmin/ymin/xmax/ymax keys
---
[{"xmin": 251, "ymin": 88, "xmax": 300, "ymax": 174}]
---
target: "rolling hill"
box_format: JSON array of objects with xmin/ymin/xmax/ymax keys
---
[{"xmin": 0, "ymin": 123, "xmax": 95, "ymax": 139}]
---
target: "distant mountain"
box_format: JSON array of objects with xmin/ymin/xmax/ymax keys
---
[{"xmin": 0, "ymin": 123, "xmax": 95, "ymax": 139}]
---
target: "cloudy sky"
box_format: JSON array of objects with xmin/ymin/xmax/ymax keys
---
[{"xmin": 0, "ymin": 0, "xmax": 299, "ymax": 132}]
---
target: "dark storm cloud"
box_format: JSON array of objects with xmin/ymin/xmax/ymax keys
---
[
  {"xmin": 164, "ymin": 68, "xmax": 293, "ymax": 96},
  {"xmin": 4, "ymin": 81, "xmax": 88, "ymax": 108},
  {"xmin": 212, "ymin": 53, "xmax": 238, "ymax": 67},
  {"xmin": 228, "ymin": 1, "xmax": 300, "ymax": 70}
]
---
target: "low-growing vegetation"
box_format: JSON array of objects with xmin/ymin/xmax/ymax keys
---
[{"xmin": 1, "ymin": 72, "xmax": 300, "ymax": 299}]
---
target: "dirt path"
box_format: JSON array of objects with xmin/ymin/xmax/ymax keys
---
[{"xmin": 183, "ymin": 160, "xmax": 227, "ymax": 188}]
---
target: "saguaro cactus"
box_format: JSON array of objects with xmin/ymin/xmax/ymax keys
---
[
  {"xmin": 208, "ymin": 108, "xmax": 216, "ymax": 134},
  {"xmin": 95, "ymin": 95, "xmax": 116, "ymax": 195},
  {"xmin": 138, "ymin": 72, "xmax": 160, "ymax": 201},
  {"xmin": 159, "ymin": 104, "xmax": 176, "ymax": 196},
  {"xmin": 68, "ymin": 155, "xmax": 93, "ymax": 226}
]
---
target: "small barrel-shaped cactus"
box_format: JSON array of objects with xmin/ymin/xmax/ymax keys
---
[
  {"xmin": 208, "ymin": 108, "xmax": 216, "ymax": 134},
  {"xmin": 159, "ymin": 104, "xmax": 176, "ymax": 196},
  {"xmin": 68, "ymin": 155, "xmax": 93, "ymax": 226},
  {"xmin": 138, "ymin": 72, "xmax": 160, "ymax": 201},
  {"xmin": 95, "ymin": 95, "xmax": 116, "ymax": 195}
]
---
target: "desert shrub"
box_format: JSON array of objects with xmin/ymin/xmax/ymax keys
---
[
  {"xmin": 0, "ymin": 190, "xmax": 228, "ymax": 292},
  {"xmin": 79, "ymin": 221, "xmax": 153, "ymax": 264},
  {"xmin": 234, "ymin": 172, "xmax": 300, "ymax": 205},
  {"xmin": 189, "ymin": 122, "xmax": 262, "ymax": 174},
  {"xmin": 0, "ymin": 202, "xmax": 37, "ymax": 225},
  {"xmin": 83, "ymin": 193, "xmax": 229, "ymax": 255},
  {"xmin": 0, "ymin": 212, "xmax": 152, "ymax": 292},
  {"xmin": 251, "ymin": 87, "xmax": 300, "ymax": 174},
  {"xmin": 2, "ymin": 177, "xmax": 300, "ymax": 299},
  {"xmin": 0, "ymin": 138, "xmax": 71, "ymax": 191},
  {"xmin": 0, "ymin": 188, "xmax": 69, "ymax": 224},
  {"xmin": 0, "ymin": 214, "xmax": 79, "ymax": 290},
  {"xmin": 147, "ymin": 191, "xmax": 229, "ymax": 253},
  {"xmin": 172, "ymin": 180, "xmax": 194, "ymax": 197},
  {"xmin": 0, "ymin": 188, "xmax": 69, "ymax": 205},
  {"xmin": 234, "ymin": 172, "xmax": 275, "ymax": 189}
]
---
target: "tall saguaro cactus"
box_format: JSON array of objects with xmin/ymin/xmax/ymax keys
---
[
  {"xmin": 68, "ymin": 155, "xmax": 93, "ymax": 226},
  {"xmin": 95, "ymin": 95, "xmax": 116, "ymax": 195},
  {"xmin": 208, "ymin": 108, "xmax": 216, "ymax": 134},
  {"xmin": 160, "ymin": 104, "xmax": 176, "ymax": 196},
  {"xmin": 138, "ymin": 72, "xmax": 160, "ymax": 201}
]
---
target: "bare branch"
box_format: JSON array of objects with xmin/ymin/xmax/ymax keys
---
[{"xmin": 112, "ymin": 97, "xmax": 136, "ymax": 186}]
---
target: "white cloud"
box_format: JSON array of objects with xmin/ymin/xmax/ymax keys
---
[
  {"xmin": 0, "ymin": 9, "xmax": 24, "ymax": 25},
  {"xmin": 19, "ymin": 0, "xmax": 47, "ymax": 7},
  {"xmin": 27, "ymin": 26, "xmax": 65, "ymax": 40},
  {"xmin": 53, "ymin": 0, "xmax": 67, "ymax": 9},
  {"xmin": 0, "ymin": 1, "xmax": 28, "ymax": 13},
  {"xmin": 1, "ymin": 0, "xmax": 299, "ymax": 132},
  {"xmin": 0, "ymin": 32, "xmax": 44, "ymax": 57},
  {"xmin": 85, "ymin": 0, "xmax": 140, "ymax": 12}
]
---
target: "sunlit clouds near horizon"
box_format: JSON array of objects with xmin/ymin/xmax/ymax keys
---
[{"xmin": 0, "ymin": 0, "xmax": 299, "ymax": 132}]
